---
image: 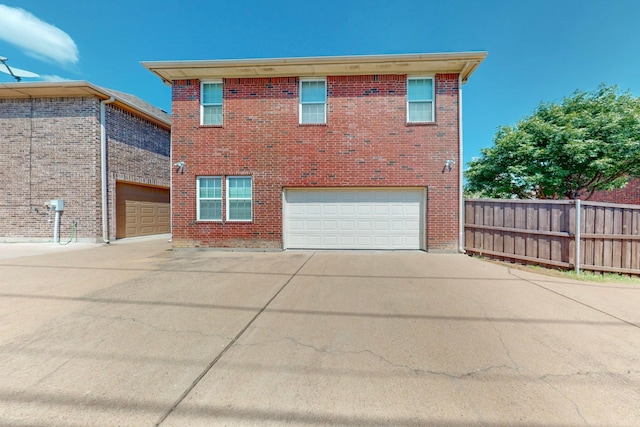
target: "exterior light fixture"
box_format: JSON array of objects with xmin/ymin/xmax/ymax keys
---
[{"xmin": 174, "ymin": 161, "xmax": 185, "ymax": 174}]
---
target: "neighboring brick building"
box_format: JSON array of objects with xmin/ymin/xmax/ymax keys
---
[
  {"xmin": 589, "ymin": 179, "xmax": 640, "ymax": 205},
  {"xmin": 0, "ymin": 81, "xmax": 171, "ymax": 243},
  {"xmin": 144, "ymin": 52, "xmax": 485, "ymax": 251}
]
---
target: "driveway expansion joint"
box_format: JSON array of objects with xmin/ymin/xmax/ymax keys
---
[
  {"xmin": 507, "ymin": 268, "xmax": 640, "ymax": 329},
  {"xmin": 154, "ymin": 251, "xmax": 316, "ymax": 427}
]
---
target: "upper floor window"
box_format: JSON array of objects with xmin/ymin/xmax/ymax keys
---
[
  {"xmin": 300, "ymin": 79, "xmax": 326, "ymax": 124},
  {"xmin": 407, "ymin": 77, "xmax": 434, "ymax": 123},
  {"xmin": 201, "ymin": 81, "xmax": 223, "ymax": 125}
]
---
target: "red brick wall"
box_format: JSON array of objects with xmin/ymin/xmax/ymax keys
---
[
  {"xmin": 589, "ymin": 179, "xmax": 640, "ymax": 205},
  {"xmin": 171, "ymin": 73, "xmax": 461, "ymax": 250}
]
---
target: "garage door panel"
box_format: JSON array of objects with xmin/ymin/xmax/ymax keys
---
[
  {"xmin": 374, "ymin": 205, "xmax": 390, "ymax": 216},
  {"xmin": 289, "ymin": 205, "xmax": 305, "ymax": 215},
  {"xmin": 285, "ymin": 189, "xmax": 423, "ymax": 250},
  {"xmin": 405, "ymin": 220, "xmax": 420, "ymax": 230},
  {"xmin": 306, "ymin": 235, "xmax": 322, "ymax": 246},
  {"xmin": 307, "ymin": 220, "xmax": 321, "ymax": 230},
  {"xmin": 341, "ymin": 205, "xmax": 357, "ymax": 215},
  {"xmin": 288, "ymin": 219, "xmax": 305, "ymax": 231},
  {"xmin": 323, "ymin": 205, "xmax": 338, "ymax": 215},
  {"xmin": 324, "ymin": 220, "xmax": 338, "ymax": 231},
  {"xmin": 374, "ymin": 236, "xmax": 391, "ymax": 245},
  {"xmin": 356, "ymin": 221, "xmax": 372, "ymax": 231},
  {"xmin": 353, "ymin": 237, "xmax": 371, "ymax": 247},
  {"xmin": 288, "ymin": 235, "xmax": 305, "ymax": 246},
  {"xmin": 307, "ymin": 205, "xmax": 322, "ymax": 215},
  {"xmin": 391, "ymin": 236, "xmax": 405, "ymax": 245},
  {"xmin": 373, "ymin": 220, "xmax": 390, "ymax": 231},
  {"xmin": 391, "ymin": 220, "xmax": 404, "ymax": 231},
  {"xmin": 141, "ymin": 216, "xmax": 155, "ymax": 224},
  {"xmin": 391, "ymin": 205, "xmax": 404, "ymax": 215},
  {"xmin": 340, "ymin": 220, "xmax": 356, "ymax": 231},
  {"xmin": 339, "ymin": 235, "xmax": 355, "ymax": 245}
]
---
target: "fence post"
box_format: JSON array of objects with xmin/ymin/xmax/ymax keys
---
[{"xmin": 574, "ymin": 199, "xmax": 581, "ymax": 275}]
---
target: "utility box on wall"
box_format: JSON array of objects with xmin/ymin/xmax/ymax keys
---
[{"xmin": 50, "ymin": 199, "xmax": 64, "ymax": 211}]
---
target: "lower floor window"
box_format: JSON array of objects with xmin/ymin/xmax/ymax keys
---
[
  {"xmin": 197, "ymin": 176, "xmax": 252, "ymax": 222},
  {"xmin": 197, "ymin": 177, "xmax": 222, "ymax": 220},
  {"xmin": 227, "ymin": 176, "xmax": 252, "ymax": 221}
]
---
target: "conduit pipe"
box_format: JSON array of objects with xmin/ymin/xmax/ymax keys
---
[
  {"xmin": 100, "ymin": 96, "xmax": 115, "ymax": 243},
  {"xmin": 53, "ymin": 209, "xmax": 61, "ymax": 243}
]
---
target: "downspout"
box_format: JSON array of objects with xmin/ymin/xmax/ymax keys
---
[
  {"xmin": 458, "ymin": 75, "xmax": 465, "ymax": 253},
  {"xmin": 100, "ymin": 96, "xmax": 115, "ymax": 243}
]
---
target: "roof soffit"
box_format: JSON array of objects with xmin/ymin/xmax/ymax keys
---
[{"xmin": 142, "ymin": 52, "xmax": 487, "ymax": 85}]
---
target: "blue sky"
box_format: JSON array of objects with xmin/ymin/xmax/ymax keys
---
[{"xmin": 1, "ymin": 0, "xmax": 639, "ymax": 169}]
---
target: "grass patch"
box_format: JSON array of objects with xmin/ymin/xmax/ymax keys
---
[
  {"xmin": 475, "ymin": 256, "xmax": 640, "ymax": 284},
  {"xmin": 562, "ymin": 270, "xmax": 640, "ymax": 284}
]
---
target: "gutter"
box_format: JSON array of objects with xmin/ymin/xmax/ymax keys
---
[
  {"xmin": 100, "ymin": 96, "xmax": 115, "ymax": 243},
  {"xmin": 458, "ymin": 74, "xmax": 465, "ymax": 253}
]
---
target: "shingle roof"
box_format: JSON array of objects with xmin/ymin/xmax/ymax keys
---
[{"xmin": 97, "ymin": 86, "xmax": 171, "ymax": 126}]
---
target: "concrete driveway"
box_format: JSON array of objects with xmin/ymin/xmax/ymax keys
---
[{"xmin": 0, "ymin": 237, "xmax": 638, "ymax": 426}]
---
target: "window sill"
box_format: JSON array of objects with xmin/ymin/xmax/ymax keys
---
[
  {"xmin": 199, "ymin": 124, "xmax": 224, "ymax": 129},
  {"xmin": 406, "ymin": 121, "xmax": 436, "ymax": 126},
  {"xmin": 299, "ymin": 123, "xmax": 327, "ymax": 127},
  {"xmin": 196, "ymin": 220, "xmax": 253, "ymax": 224}
]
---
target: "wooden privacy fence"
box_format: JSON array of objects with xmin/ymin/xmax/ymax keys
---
[{"xmin": 464, "ymin": 199, "xmax": 640, "ymax": 275}]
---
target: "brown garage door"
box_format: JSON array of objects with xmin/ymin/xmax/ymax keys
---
[{"xmin": 116, "ymin": 182, "xmax": 170, "ymax": 238}]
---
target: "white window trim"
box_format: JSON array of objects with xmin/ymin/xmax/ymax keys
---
[
  {"xmin": 407, "ymin": 76, "xmax": 435, "ymax": 123},
  {"xmin": 196, "ymin": 176, "xmax": 223, "ymax": 221},
  {"xmin": 201, "ymin": 80, "xmax": 223, "ymax": 126},
  {"xmin": 299, "ymin": 77, "xmax": 327, "ymax": 124},
  {"xmin": 226, "ymin": 176, "xmax": 253, "ymax": 222}
]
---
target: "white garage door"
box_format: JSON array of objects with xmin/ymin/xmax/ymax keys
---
[{"xmin": 284, "ymin": 189, "xmax": 424, "ymax": 250}]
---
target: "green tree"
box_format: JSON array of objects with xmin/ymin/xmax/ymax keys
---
[{"xmin": 465, "ymin": 85, "xmax": 640, "ymax": 199}]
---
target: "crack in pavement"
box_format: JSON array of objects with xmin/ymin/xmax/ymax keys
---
[
  {"xmin": 504, "ymin": 268, "xmax": 640, "ymax": 425},
  {"xmin": 33, "ymin": 358, "xmax": 72, "ymax": 386},
  {"xmin": 278, "ymin": 333, "xmax": 640, "ymax": 385},
  {"xmin": 452, "ymin": 289, "xmax": 521, "ymax": 370},
  {"xmin": 279, "ymin": 334, "xmax": 520, "ymax": 380},
  {"xmin": 278, "ymin": 332, "xmax": 639, "ymax": 426},
  {"xmin": 80, "ymin": 312, "xmax": 231, "ymax": 339},
  {"xmin": 538, "ymin": 375, "xmax": 590, "ymax": 425}
]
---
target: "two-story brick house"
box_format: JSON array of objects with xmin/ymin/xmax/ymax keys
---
[
  {"xmin": 144, "ymin": 52, "xmax": 485, "ymax": 251},
  {"xmin": 0, "ymin": 81, "xmax": 171, "ymax": 243}
]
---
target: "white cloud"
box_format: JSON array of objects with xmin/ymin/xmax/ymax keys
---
[{"xmin": 0, "ymin": 5, "xmax": 79, "ymax": 66}]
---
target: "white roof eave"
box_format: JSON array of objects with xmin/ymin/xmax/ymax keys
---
[{"xmin": 142, "ymin": 51, "xmax": 487, "ymax": 85}]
